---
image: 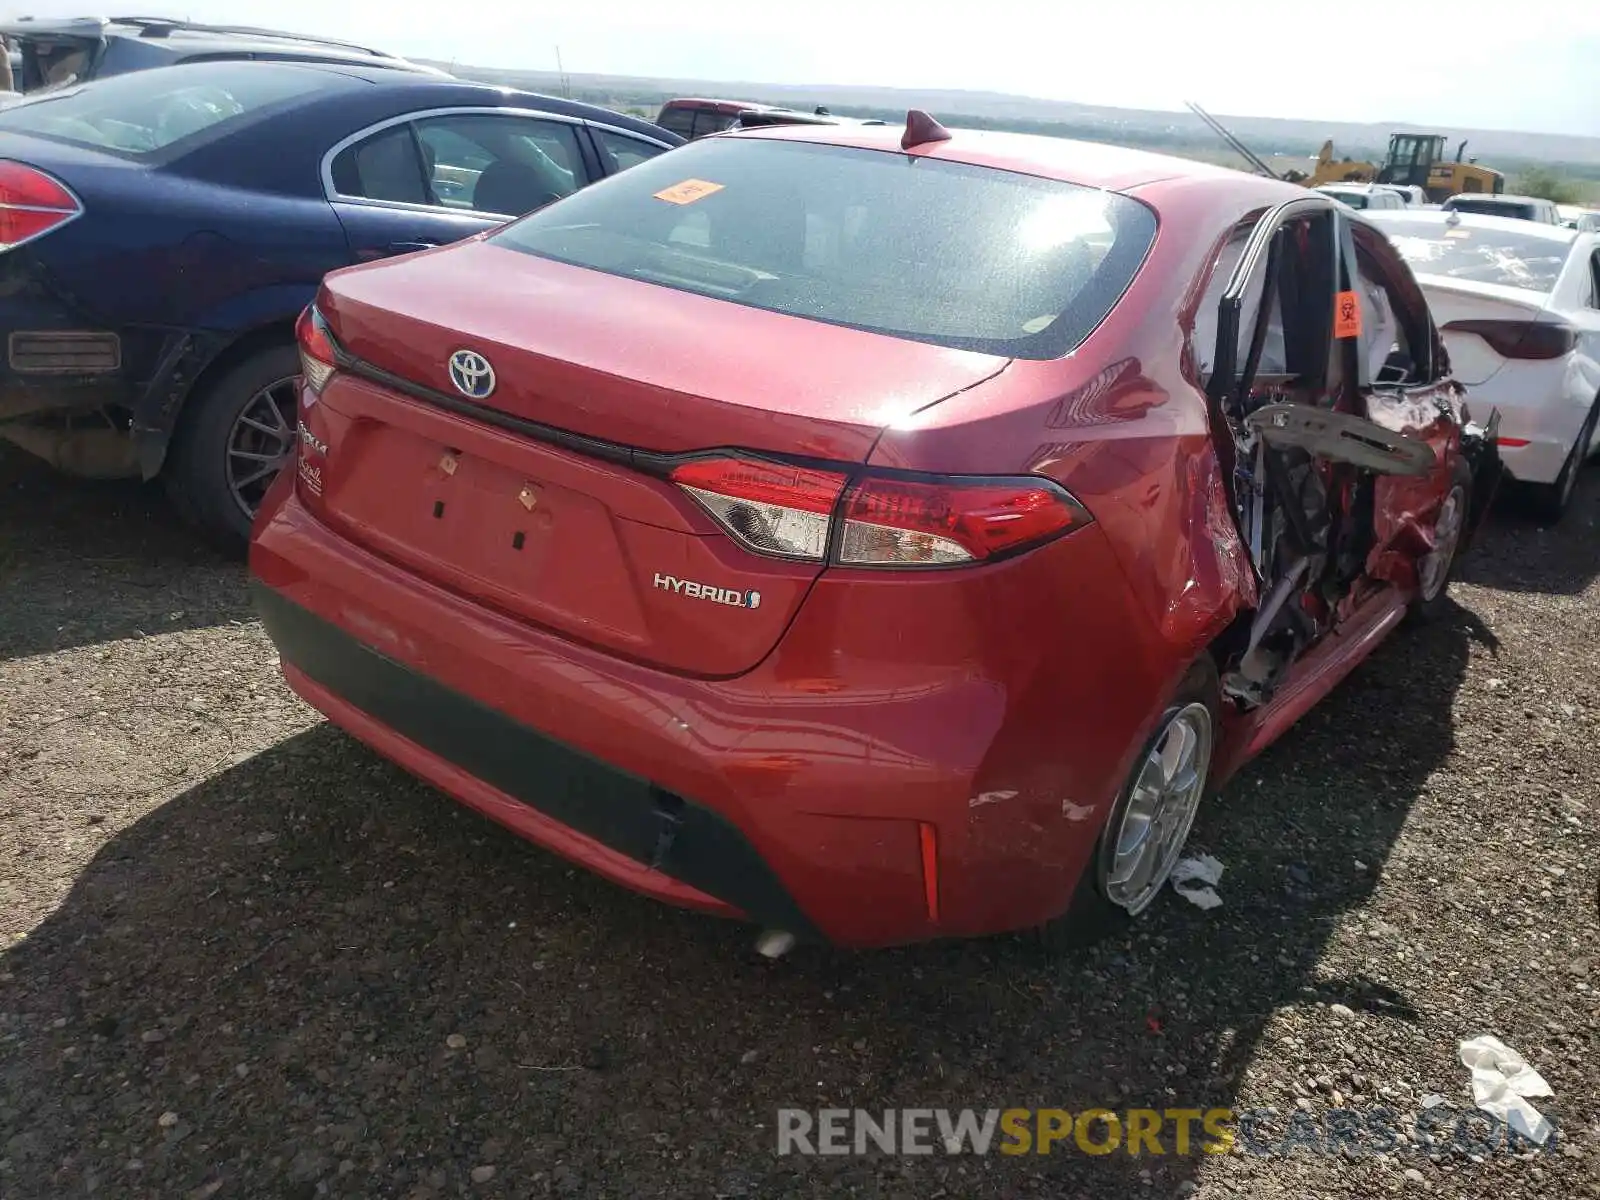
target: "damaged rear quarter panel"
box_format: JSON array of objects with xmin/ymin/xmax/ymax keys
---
[{"xmin": 1363, "ymin": 383, "xmax": 1463, "ymax": 589}]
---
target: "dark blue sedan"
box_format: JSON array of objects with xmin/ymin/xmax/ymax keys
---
[{"xmin": 0, "ymin": 60, "xmax": 682, "ymax": 545}]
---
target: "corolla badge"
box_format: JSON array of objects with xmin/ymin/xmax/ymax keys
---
[{"xmin": 448, "ymin": 349, "xmax": 496, "ymax": 399}]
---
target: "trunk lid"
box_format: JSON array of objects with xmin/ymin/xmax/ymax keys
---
[
  {"xmin": 311, "ymin": 240, "xmax": 1009, "ymax": 677},
  {"xmin": 320, "ymin": 239, "xmax": 1007, "ymax": 460},
  {"xmin": 1414, "ymin": 273, "xmax": 1556, "ymax": 387}
]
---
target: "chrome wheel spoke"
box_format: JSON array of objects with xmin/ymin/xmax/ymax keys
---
[{"xmin": 1156, "ymin": 722, "xmax": 1191, "ymax": 784}]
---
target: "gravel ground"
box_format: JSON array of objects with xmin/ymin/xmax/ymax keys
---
[{"xmin": 1, "ymin": 446, "xmax": 1597, "ymax": 1200}]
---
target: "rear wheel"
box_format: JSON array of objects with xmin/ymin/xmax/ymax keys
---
[
  {"xmin": 1528, "ymin": 399, "xmax": 1598, "ymax": 526},
  {"xmin": 1038, "ymin": 657, "xmax": 1219, "ymax": 950},
  {"xmin": 1409, "ymin": 457, "xmax": 1472, "ymax": 624},
  {"xmin": 164, "ymin": 343, "xmax": 300, "ymax": 552}
]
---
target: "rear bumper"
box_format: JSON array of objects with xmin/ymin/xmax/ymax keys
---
[
  {"xmin": 1466, "ymin": 370, "xmax": 1596, "ymax": 486},
  {"xmin": 254, "ymin": 581, "xmax": 820, "ymax": 938},
  {"xmin": 0, "ymin": 257, "xmax": 229, "ymax": 475},
  {"xmin": 250, "ymin": 482, "xmax": 1173, "ymax": 947},
  {"xmin": 1496, "ymin": 439, "xmax": 1569, "ymax": 487}
]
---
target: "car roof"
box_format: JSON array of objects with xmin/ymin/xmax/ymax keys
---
[
  {"xmin": 1364, "ymin": 208, "xmax": 1580, "ymax": 243},
  {"xmin": 723, "ymin": 120, "xmax": 1304, "ymax": 199},
  {"xmin": 1443, "ymin": 193, "xmax": 1547, "ymax": 205},
  {"xmin": 297, "ymin": 66, "xmax": 680, "ymax": 141},
  {"xmin": 733, "ymin": 108, "xmax": 885, "ymax": 127},
  {"xmin": 2, "ymin": 15, "xmax": 407, "ymax": 58},
  {"xmin": 3, "ymin": 58, "xmax": 681, "ymax": 147},
  {"xmin": 661, "ymin": 97, "xmax": 774, "ymax": 113}
]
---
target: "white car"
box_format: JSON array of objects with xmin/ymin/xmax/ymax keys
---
[
  {"xmin": 1440, "ymin": 193, "xmax": 1564, "ymax": 226},
  {"xmin": 1369, "ymin": 209, "xmax": 1600, "ymax": 521},
  {"xmin": 1556, "ymin": 205, "xmax": 1600, "ymax": 233},
  {"xmin": 1314, "ymin": 182, "xmax": 1407, "ymax": 211}
]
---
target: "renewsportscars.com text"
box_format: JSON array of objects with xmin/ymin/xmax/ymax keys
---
[{"xmin": 775, "ymin": 1107, "xmax": 1559, "ymax": 1158}]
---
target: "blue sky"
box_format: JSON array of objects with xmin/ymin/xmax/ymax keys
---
[{"xmin": 11, "ymin": 0, "xmax": 1600, "ymax": 137}]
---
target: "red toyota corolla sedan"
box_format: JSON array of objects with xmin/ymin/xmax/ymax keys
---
[{"xmin": 249, "ymin": 115, "xmax": 1501, "ymax": 949}]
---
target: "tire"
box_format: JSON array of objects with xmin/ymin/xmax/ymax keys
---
[
  {"xmin": 163, "ymin": 343, "xmax": 301, "ymax": 553},
  {"xmin": 1408, "ymin": 456, "xmax": 1473, "ymax": 625},
  {"xmin": 1527, "ymin": 399, "xmax": 1599, "ymax": 526},
  {"xmin": 1038, "ymin": 656, "xmax": 1220, "ymax": 951}
]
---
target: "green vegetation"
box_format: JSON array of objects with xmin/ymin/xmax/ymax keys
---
[{"xmin": 1513, "ymin": 166, "xmax": 1585, "ymax": 204}]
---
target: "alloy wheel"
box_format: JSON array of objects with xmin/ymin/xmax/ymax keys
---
[
  {"xmin": 1102, "ymin": 701, "xmax": 1214, "ymax": 916},
  {"xmin": 1418, "ymin": 484, "xmax": 1465, "ymax": 603},
  {"xmin": 225, "ymin": 375, "xmax": 299, "ymax": 522}
]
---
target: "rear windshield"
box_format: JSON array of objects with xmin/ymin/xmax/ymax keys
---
[
  {"xmin": 1377, "ymin": 217, "xmax": 1570, "ymax": 293},
  {"xmin": 655, "ymin": 106, "xmax": 696, "ymax": 139},
  {"xmin": 0, "ymin": 61, "xmax": 345, "ymax": 156},
  {"xmin": 1446, "ymin": 199, "xmax": 1534, "ymax": 220},
  {"xmin": 1325, "ymin": 191, "xmax": 1368, "ymax": 208},
  {"xmin": 488, "ymin": 137, "xmax": 1159, "ymax": 359}
]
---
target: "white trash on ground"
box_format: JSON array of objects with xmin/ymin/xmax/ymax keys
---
[
  {"xmin": 1170, "ymin": 854, "xmax": 1225, "ymax": 909},
  {"xmin": 1457, "ymin": 1034, "xmax": 1555, "ymax": 1145}
]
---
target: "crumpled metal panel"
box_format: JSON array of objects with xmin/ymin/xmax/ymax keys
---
[{"xmin": 1364, "ymin": 383, "xmax": 1462, "ymax": 590}]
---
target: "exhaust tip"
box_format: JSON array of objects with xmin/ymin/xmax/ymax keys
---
[{"xmin": 754, "ymin": 929, "xmax": 796, "ymax": 959}]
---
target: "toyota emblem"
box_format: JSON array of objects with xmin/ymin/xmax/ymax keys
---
[{"xmin": 448, "ymin": 349, "xmax": 496, "ymax": 399}]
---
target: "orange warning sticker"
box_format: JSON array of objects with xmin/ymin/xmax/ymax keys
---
[
  {"xmin": 1444, "ymin": 229, "xmax": 1471, "ymax": 239},
  {"xmin": 653, "ymin": 179, "xmax": 724, "ymax": 205},
  {"xmin": 1334, "ymin": 289, "xmax": 1361, "ymax": 339}
]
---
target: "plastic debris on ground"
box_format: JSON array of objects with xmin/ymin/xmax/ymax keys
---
[
  {"xmin": 1458, "ymin": 1034, "xmax": 1555, "ymax": 1144},
  {"xmin": 1170, "ymin": 854, "xmax": 1225, "ymax": 909}
]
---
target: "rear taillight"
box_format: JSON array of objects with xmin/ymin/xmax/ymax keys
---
[
  {"xmin": 670, "ymin": 454, "xmax": 1091, "ymax": 568},
  {"xmin": 295, "ymin": 304, "xmax": 337, "ymax": 394},
  {"xmin": 670, "ymin": 457, "xmax": 846, "ymax": 561},
  {"xmin": 838, "ymin": 476, "xmax": 1087, "ymax": 566},
  {"xmin": 0, "ymin": 160, "xmax": 81, "ymax": 251},
  {"xmin": 1442, "ymin": 319, "xmax": 1575, "ymax": 360}
]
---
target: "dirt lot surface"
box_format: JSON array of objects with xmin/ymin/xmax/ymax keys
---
[{"xmin": 1, "ymin": 447, "xmax": 1597, "ymax": 1200}]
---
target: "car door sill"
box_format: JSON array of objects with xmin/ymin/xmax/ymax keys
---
[{"xmin": 1219, "ymin": 586, "xmax": 1408, "ymax": 781}]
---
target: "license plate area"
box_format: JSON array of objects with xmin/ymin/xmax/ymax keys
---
[
  {"xmin": 416, "ymin": 447, "xmax": 560, "ymax": 580},
  {"xmin": 324, "ymin": 421, "xmax": 652, "ymax": 647}
]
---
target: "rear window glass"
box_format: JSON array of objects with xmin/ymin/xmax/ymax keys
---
[
  {"xmin": 488, "ymin": 137, "xmax": 1158, "ymax": 359},
  {"xmin": 0, "ymin": 61, "xmax": 344, "ymax": 156},
  {"xmin": 1446, "ymin": 199, "xmax": 1534, "ymax": 220},
  {"xmin": 655, "ymin": 107, "xmax": 696, "ymax": 139},
  {"xmin": 1376, "ymin": 217, "xmax": 1571, "ymax": 293}
]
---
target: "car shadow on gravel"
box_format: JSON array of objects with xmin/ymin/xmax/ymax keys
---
[
  {"xmin": 0, "ymin": 448, "xmax": 249, "ymax": 662},
  {"xmin": 0, "ymin": 592, "xmax": 1495, "ymax": 1198},
  {"xmin": 1456, "ymin": 462, "xmax": 1600, "ymax": 596}
]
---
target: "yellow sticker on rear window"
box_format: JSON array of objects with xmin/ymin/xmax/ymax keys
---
[
  {"xmin": 654, "ymin": 179, "xmax": 724, "ymax": 205},
  {"xmin": 1444, "ymin": 229, "xmax": 1471, "ymax": 238}
]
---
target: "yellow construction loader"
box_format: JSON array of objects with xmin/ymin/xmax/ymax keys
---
[
  {"xmin": 1305, "ymin": 140, "xmax": 1377, "ymax": 186},
  {"xmin": 1374, "ymin": 133, "xmax": 1505, "ymax": 201},
  {"xmin": 1186, "ymin": 104, "xmax": 1504, "ymax": 202}
]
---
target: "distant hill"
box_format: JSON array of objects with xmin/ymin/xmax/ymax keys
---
[{"xmin": 421, "ymin": 62, "xmax": 1600, "ymax": 181}]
